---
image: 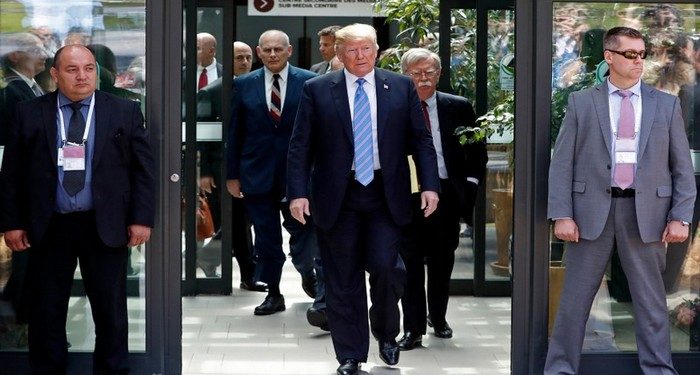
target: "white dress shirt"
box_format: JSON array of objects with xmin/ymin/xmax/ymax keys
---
[
  {"xmin": 423, "ymin": 94, "xmax": 448, "ymax": 179},
  {"xmin": 344, "ymin": 69, "xmax": 380, "ymax": 170},
  {"xmin": 607, "ymin": 78, "xmax": 642, "ymax": 187},
  {"xmin": 264, "ymin": 63, "xmax": 289, "ymax": 112},
  {"xmin": 197, "ymin": 58, "xmax": 219, "ymax": 89}
]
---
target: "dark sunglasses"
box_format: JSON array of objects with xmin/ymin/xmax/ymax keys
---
[{"xmin": 606, "ymin": 49, "xmax": 647, "ymax": 60}]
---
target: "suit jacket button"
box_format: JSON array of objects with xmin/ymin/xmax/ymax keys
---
[
  {"xmin": 606, "ymin": 188, "xmax": 611, "ymax": 194},
  {"xmin": 606, "ymin": 164, "xmax": 611, "ymax": 170}
]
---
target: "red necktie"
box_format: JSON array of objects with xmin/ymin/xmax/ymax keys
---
[
  {"xmin": 421, "ymin": 101, "xmax": 431, "ymax": 130},
  {"xmin": 198, "ymin": 68, "xmax": 208, "ymax": 90}
]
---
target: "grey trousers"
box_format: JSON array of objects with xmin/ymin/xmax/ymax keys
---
[{"xmin": 544, "ymin": 197, "xmax": 678, "ymax": 375}]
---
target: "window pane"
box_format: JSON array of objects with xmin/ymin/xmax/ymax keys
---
[
  {"xmin": 549, "ymin": 2, "xmax": 699, "ymax": 353},
  {"xmin": 0, "ymin": 0, "xmax": 147, "ymax": 353}
]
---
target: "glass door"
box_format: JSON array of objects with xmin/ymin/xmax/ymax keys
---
[
  {"xmin": 440, "ymin": 0, "xmax": 514, "ymax": 296},
  {"xmin": 0, "ymin": 0, "xmax": 181, "ymax": 373},
  {"xmin": 541, "ymin": 1, "xmax": 699, "ymax": 374},
  {"xmin": 181, "ymin": 0, "xmax": 235, "ymax": 295}
]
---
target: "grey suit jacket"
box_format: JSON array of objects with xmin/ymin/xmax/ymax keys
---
[
  {"xmin": 310, "ymin": 60, "xmax": 329, "ymax": 74},
  {"xmin": 548, "ymin": 82, "xmax": 696, "ymax": 243}
]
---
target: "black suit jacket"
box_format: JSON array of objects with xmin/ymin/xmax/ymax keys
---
[
  {"xmin": 434, "ymin": 91, "xmax": 487, "ymax": 217},
  {"xmin": 0, "ymin": 71, "xmax": 40, "ymax": 145},
  {"xmin": 0, "ymin": 90, "xmax": 155, "ymax": 247},
  {"xmin": 287, "ymin": 68, "xmax": 440, "ymax": 230}
]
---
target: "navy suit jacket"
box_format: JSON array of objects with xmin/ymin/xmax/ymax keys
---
[
  {"xmin": 287, "ymin": 68, "xmax": 440, "ymax": 230},
  {"xmin": 0, "ymin": 90, "xmax": 155, "ymax": 247},
  {"xmin": 226, "ymin": 65, "xmax": 316, "ymax": 195}
]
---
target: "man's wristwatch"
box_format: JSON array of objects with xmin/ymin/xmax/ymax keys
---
[{"xmin": 680, "ymin": 221, "xmax": 690, "ymax": 226}]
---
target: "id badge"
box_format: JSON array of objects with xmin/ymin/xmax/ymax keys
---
[
  {"xmin": 63, "ymin": 145, "xmax": 86, "ymax": 171},
  {"xmin": 615, "ymin": 138, "xmax": 635, "ymax": 152},
  {"xmin": 615, "ymin": 151, "xmax": 636, "ymax": 164}
]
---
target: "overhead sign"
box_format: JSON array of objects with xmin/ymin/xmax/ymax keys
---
[{"xmin": 249, "ymin": 0, "xmax": 382, "ymax": 17}]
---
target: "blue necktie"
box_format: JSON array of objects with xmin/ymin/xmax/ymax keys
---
[{"xmin": 353, "ymin": 78, "xmax": 373, "ymax": 186}]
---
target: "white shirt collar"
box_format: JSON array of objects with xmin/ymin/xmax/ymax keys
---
[
  {"xmin": 343, "ymin": 68, "xmax": 375, "ymax": 88},
  {"xmin": 264, "ymin": 63, "xmax": 289, "ymax": 82},
  {"xmin": 9, "ymin": 68, "xmax": 35, "ymax": 87},
  {"xmin": 199, "ymin": 58, "xmax": 217, "ymax": 72},
  {"xmin": 424, "ymin": 92, "xmax": 437, "ymax": 107},
  {"xmin": 607, "ymin": 78, "xmax": 642, "ymax": 98}
]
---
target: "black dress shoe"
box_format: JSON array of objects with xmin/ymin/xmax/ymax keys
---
[
  {"xmin": 397, "ymin": 331, "xmax": 422, "ymax": 350},
  {"xmin": 378, "ymin": 340, "xmax": 399, "ymax": 366},
  {"xmin": 240, "ymin": 280, "xmax": 268, "ymax": 292},
  {"xmin": 254, "ymin": 295, "xmax": 285, "ymax": 315},
  {"xmin": 301, "ymin": 273, "xmax": 317, "ymax": 298},
  {"xmin": 336, "ymin": 359, "xmax": 359, "ymax": 375},
  {"xmin": 306, "ymin": 307, "xmax": 329, "ymax": 331},
  {"xmin": 433, "ymin": 322, "xmax": 453, "ymax": 338}
]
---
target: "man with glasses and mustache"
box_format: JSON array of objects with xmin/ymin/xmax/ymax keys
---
[
  {"xmin": 545, "ymin": 27, "xmax": 695, "ymax": 375},
  {"xmin": 396, "ymin": 48, "xmax": 487, "ymax": 351}
]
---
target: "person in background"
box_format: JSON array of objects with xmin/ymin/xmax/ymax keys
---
[
  {"xmin": 310, "ymin": 25, "xmax": 341, "ymax": 74},
  {"xmin": 396, "ymin": 48, "xmax": 487, "ymax": 351},
  {"xmin": 196, "ymin": 41, "xmax": 265, "ymax": 290},
  {"xmin": 226, "ymin": 30, "xmax": 320, "ymax": 316},
  {"xmin": 0, "ymin": 31, "xmax": 49, "ymax": 337}
]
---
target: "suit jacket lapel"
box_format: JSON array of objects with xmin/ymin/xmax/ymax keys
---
[
  {"xmin": 253, "ymin": 69, "xmax": 270, "ymax": 122},
  {"xmin": 42, "ymin": 92, "xmax": 59, "ymax": 166},
  {"xmin": 637, "ymin": 83, "xmax": 656, "ymax": 162},
  {"xmin": 91, "ymin": 91, "xmax": 112, "ymax": 168},
  {"xmin": 330, "ymin": 71, "xmax": 353, "ymax": 142},
  {"xmin": 281, "ymin": 66, "xmax": 299, "ymax": 126},
  {"xmin": 436, "ymin": 92, "xmax": 450, "ymax": 147},
  {"xmin": 592, "ymin": 82, "xmax": 612, "ymax": 157},
  {"xmin": 374, "ymin": 69, "xmax": 389, "ymax": 144}
]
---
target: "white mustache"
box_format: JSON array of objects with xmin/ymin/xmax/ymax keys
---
[{"xmin": 417, "ymin": 81, "xmax": 433, "ymax": 87}]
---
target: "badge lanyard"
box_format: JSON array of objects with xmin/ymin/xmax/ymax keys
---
[
  {"xmin": 57, "ymin": 95, "xmax": 95, "ymax": 167},
  {"xmin": 58, "ymin": 94, "xmax": 95, "ymax": 146}
]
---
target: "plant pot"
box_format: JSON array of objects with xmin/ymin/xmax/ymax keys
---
[
  {"xmin": 548, "ymin": 261, "xmax": 566, "ymax": 336},
  {"xmin": 490, "ymin": 188, "xmax": 513, "ymax": 277}
]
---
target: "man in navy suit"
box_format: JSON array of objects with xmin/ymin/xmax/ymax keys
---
[
  {"xmin": 225, "ymin": 30, "xmax": 320, "ymax": 316},
  {"xmin": 397, "ymin": 48, "xmax": 487, "ymax": 350},
  {"xmin": 287, "ymin": 24, "xmax": 440, "ymax": 375},
  {"xmin": 0, "ymin": 45, "xmax": 155, "ymax": 374}
]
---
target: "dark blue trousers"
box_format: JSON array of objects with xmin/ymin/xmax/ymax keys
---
[{"xmin": 317, "ymin": 177, "xmax": 406, "ymax": 363}]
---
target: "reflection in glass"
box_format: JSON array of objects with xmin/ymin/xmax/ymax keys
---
[
  {"xmin": 549, "ymin": 2, "xmax": 699, "ymax": 353},
  {"xmin": 181, "ymin": 8, "xmax": 226, "ymax": 281},
  {"xmin": 0, "ymin": 0, "xmax": 147, "ymax": 352}
]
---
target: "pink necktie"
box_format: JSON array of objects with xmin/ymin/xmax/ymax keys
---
[{"xmin": 614, "ymin": 90, "xmax": 634, "ymax": 189}]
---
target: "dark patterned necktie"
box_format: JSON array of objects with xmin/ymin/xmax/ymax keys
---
[
  {"xmin": 269, "ymin": 73, "xmax": 282, "ymax": 123},
  {"xmin": 62, "ymin": 102, "xmax": 86, "ymax": 196}
]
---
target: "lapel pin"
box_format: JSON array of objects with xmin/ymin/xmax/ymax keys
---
[{"xmin": 383, "ymin": 84, "xmax": 389, "ymax": 90}]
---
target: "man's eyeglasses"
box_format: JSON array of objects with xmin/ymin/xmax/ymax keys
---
[
  {"xmin": 606, "ymin": 49, "xmax": 647, "ymax": 60},
  {"xmin": 407, "ymin": 70, "xmax": 439, "ymax": 78}
]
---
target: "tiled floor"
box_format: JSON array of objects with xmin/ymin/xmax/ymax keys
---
[{"xmin": 182, "ymin": 259, "xmax": 512, "ymax": 375}]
